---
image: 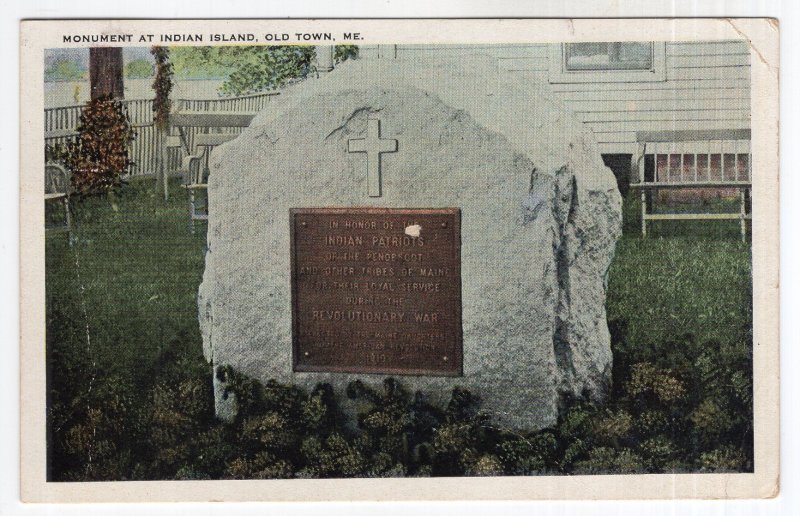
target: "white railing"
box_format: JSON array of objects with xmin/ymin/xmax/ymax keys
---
[{"xmin": 44, "ymin": 91, "xmax": 279, "ymax": 176}]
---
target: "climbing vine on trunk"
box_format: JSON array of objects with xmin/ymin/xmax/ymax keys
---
[{"xmin": 151, "ymin": 46, "xmax": 173, "ymax": 130}]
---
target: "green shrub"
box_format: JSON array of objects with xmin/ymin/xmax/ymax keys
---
[
  {"xmin": 638, "ymin": 436, "xmax": 679, "ymax": 472},
  {"xmin": 58, "ymin": 96, "xmax": 136, "ymax": 196},
  {"xmin": 224, "ymin": 452, "xmax": 294, "ymax": 479},
  {"xmin": 47, "ymin": 285, "xmax": 753, "ymax": 480},
  {"xmin": 699, "ymin": 446, "xmax": 747, "ymax": 472},
  {"xmin": 497, "ymin": 433, "xmax": 557, "ymax": 475}
]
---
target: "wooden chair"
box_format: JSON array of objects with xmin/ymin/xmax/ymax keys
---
[
  {"xmin": 632, "ymin": 129, "xmax": 752, "ymax": 241},
  {"xmin": 166, "ymin": 112, "xmax": 256, "ymax": 233},
  {"xmin": 44, "ymin": 162, "xmax": 72, "ymax": 238}
]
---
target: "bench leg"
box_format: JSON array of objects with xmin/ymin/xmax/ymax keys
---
[
  {"xmin": 64, "ymin": 196, "xmax": 72, "ymax": 246},
  {"xmin": 189, "ymin": 190, "xmax": 196, "ymax": 235},
  {"xmin": 640, "ymin": 188, "xmax": 647, "ymax": 238},
  {"xmin": 163, "ymin": 170, "xmax": 170, "ymax": 202},
  {"xmin": 739, "ymin": 187, "xmax": 747, "ymax": 243}
]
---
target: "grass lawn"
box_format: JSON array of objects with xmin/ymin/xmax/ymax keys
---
[
  {"xmin": 46, "ymin": 178, "xmax": 208, "ymax": 387},
  {"xmin": 44, "ymin": 179, "xmax": 754, "ymax": 478},
  {"xmin": 609, "ymin": 191, "xmax": 752, "ymax": 365}
]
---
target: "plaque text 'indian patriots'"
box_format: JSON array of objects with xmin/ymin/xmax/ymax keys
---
[{"xmin": 290, "ymin": 208, "xmax": 462, "ymax": 375}]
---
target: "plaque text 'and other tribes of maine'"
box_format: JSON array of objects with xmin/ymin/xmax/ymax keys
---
[{"xmin": 290, "ymin": 208, "xmax": 462, "ymax": 376}]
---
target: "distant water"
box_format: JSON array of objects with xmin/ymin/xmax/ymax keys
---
[{"xmin": 45, "ymin": 79, "xmax": 228, "ymax": 108}]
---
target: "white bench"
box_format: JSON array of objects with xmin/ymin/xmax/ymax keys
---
[
  {"xmin": 44, "ymin": 162, "xmax": 72, "ymax": 238},
  {"xmin": 165, "ymin": 112, "xmax": 256, "ymax": 232},
  {"xmin": 632, "ymin": 129, "xmax": 752, "ymax": 241}
]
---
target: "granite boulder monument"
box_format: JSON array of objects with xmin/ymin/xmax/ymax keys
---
[{"xmin": 197, "ymin": 52, "xmax": 622, "ymax": 429}]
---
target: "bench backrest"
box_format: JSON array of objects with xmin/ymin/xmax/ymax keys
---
[
  {"xmin": 636, "ymin": 129, "xmax": 751, "ymax": 186},
  {"xmin": 170, "ymin": 112, "xmax": 256, "ymax": 129},
  {"xmin": 166, "ymin": 133, "xmax": 240, "ymax": 150},
  {"xmin": 167, "ymin": 111, "xmax": 256, "ymax": 154},
  {"xmin": 45, "ymin": 163, "xmax": 70, "ymax": 195}
]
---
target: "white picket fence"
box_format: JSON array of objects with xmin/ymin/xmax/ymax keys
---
[{"xmin": 44, "ymin": 91, "xmax": 279, "ymax": 176}]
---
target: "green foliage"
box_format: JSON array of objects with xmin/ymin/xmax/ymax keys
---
[
  {"xmin": 572, "ymin": 446, "xmax": 645, "ymax": 474},
  {"xmin": 47, "ymin": 347, "xmax": 753, "ymax": 479},
  {"xmin": 168, "ymin": 46, "xmax": 240, "ymax": 79},
  {"xmin": 45, "ymin": 58, "xmax": 87, "ymax": 82},
  {"xmin": 497, "ymin": 432, "xmax": 558, "ymax": 475},
  {"xmin": 553, "ymin": 334, "xmax": 752, "ymax": 473},
  {"xmin": 219, "ymin": 46, "xmax": 316, "ymax": 96},
  {"xmin": 50, "ymin": 96, "xmax": 136, "ymax": 196},
  {"xmin": 125, "ymin": 59, "xmax": 154, "ymax": 79},
  {"xmin": 46, "ymin": 339, "xmax": 752, "ymax": 480},
  {"xmin": 699, "ymin": 445, "xmax": 747, "ymax": 472},
  {"xmin": 167, "ymin": 45, "xmax": 358, "ymax": 96},
  {"xmin": 334, "ymin": 45, "xmax": 359, "ymax": 63},
  {"xmin": 166, "ymin": 45, "xmax": 314, "ymax": 96}
]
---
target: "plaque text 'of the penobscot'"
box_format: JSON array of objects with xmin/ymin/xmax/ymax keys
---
[{"xmin": 290, "ymin": 208, "xmax": 462, "ymax": 376}]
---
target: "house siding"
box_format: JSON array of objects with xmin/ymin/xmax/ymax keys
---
[{"xmin": 364, "ymin": 42, "xmax": 751, "ymax": 155}]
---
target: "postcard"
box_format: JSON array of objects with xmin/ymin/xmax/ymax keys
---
[{"xmin": 19, "ymin": 18, "xmax": 779, "ymax": 502}]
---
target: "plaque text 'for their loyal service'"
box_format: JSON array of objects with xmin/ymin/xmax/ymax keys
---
[{"xmin": 290, "ymin": 208, "xmax": 462, "ymax": 376}]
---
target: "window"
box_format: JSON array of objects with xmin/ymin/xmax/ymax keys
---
[
  {"xmin": 549, "ymin": 42, "xmax": 666, "ymax": 83},
  {"xmin": 565, "ymin": 42, "xmax": 652, "ymax": 71}
]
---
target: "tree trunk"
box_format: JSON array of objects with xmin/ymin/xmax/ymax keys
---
[
  {"xmin": 315, "ymin": 45, "xmax": 334, "ymax": 72},
  {"xmin": 156, "ymin": 128, "xmax": 169, "ymax": 201},
  {"xmin": 89, "ymin": 48, "xmax": 124, "ymax": 100}
]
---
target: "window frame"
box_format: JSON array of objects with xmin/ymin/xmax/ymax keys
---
[{"xmin": 548, "ymin": 42, "xmax": 667, "ymax": 83}]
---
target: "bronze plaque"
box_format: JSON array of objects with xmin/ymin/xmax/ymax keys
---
[{"xmin": 290, "ymin": 208, "xmax": 462, "ymax": 376}]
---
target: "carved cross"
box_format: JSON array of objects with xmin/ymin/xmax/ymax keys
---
[{"xmin": 348, "ymin": 118, "xmax": 398, "ymax": 197}]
